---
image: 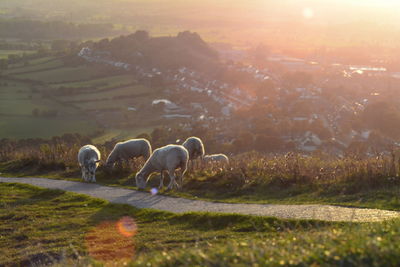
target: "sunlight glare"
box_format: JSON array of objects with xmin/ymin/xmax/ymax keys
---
[
  {"xmin": 150, "ymin": 188, "xmax": 158, "ymax": 195},
  {"xmin": 117, "ymin": 216, "xmax": 138, "ymax": 237},
  {"xmin": 302, "ymin": 7, "xmax": 314, "ymax": 19},
  {"xmin": 85, "ymin": 219, "xmax": 136, "ymax": 263}
]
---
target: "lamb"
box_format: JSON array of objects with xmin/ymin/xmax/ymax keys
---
[
  {"xmin": 78, "ymin": 145, "xmax": 101, "ymax": 182},
  {"xmin": 203, "ymin": 153, "xmax": 229, "ymax": 165},
  {"xmin": 105, "ymin": 139, "xmax": 152, "ymax": 167},
  {"xmin": 135, "ymin": 145, "xmax": 189, "ymax": 190},
  {"xmin": 182, "ymin": 137, "xmax": 205, "ymax": 160}
]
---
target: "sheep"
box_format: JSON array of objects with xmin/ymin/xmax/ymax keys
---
[
  {"xmin": 105, "ymin": 139, "xmax": 152, "ymax": 167},
  {"xmin": 135, "ymin": 145, "xmax": 189, "ymax": 190},
  {"xmin": 182, "ymin": 136, "xmax": 205, "ymax": 160},
  {"xmin": 78, "ymin": 145, "xmax": 101, "ymax": 182},
  {"xmin": 203, "ymin": 153, "xmax": 230, "ymax": 166}
]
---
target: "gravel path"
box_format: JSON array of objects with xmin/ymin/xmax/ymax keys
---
[{"xmin": 1, "ymin": 177, "xmax": 399, "ymax": 222}]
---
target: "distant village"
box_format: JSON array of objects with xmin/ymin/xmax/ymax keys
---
[{"xmin": 78, "ymin": 46, "xmax": 400, "ymax": 156}]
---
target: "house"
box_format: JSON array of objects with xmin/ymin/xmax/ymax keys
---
[
  {"xmin": 298, "ymin": 132, "xmax": 322, "ymax": 152},
  {"xmin": 163, "ymin": 114, "xmax": 192, "ymax": 119}
]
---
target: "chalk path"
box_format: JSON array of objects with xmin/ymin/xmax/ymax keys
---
[{"xmin": 1, "ymin": 177, "xmax": 399, "ymax": 222}]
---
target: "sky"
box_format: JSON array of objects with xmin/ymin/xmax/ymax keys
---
[{"xmin": 2, "ymin": 0, "xmax": 400, "ymax": 50}]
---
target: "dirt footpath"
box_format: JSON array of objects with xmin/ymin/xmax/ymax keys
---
[{"xmin": 1, "ymin": 177, "xmax": 399, "ymax": 222}]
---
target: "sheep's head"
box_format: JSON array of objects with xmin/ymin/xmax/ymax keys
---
[
  {"xmin": 135, "ymin": 172, "xmax": 147, "ymax": 189},
  {"xmin": 105, "ymin": 158, "xmax": 114, "ymax": 168},
  {"xmin": 87, "ymin": 159, "xmax": 100, "ymax": 177}
]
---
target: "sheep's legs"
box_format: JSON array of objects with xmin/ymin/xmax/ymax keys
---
[
  {"xmin": 166, "ymin": 171, "xmax": 179, "ymax": 190},
  {"xmin": 159, "ymin": 171, "xmax": 164, "ymax": 189},
  {"xmin": 188, "ymin": 160, "xmax": 194, "ymax": 172},
  {"xmin": 178, "ymin": 168, "xmax": 186, "ymax": 190},
  {"xmin": 82, "ymin": 169, "xmax": 87, "ymax": 182}
]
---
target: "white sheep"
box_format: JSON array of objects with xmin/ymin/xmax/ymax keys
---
[
  {"xmin": 203, "ymin": 154, "xmax": 230, "ymax": 165},
  {"xmin": 135, "ymin": 145, "xmax": 189, "ymax": 190},
  {"xmin": 106, "ymin": 139, "xmax": 152, "ymax": 167},
  {"xmin": 78, "ymin": 145, "xmax": 101, "ymax": 182},
  {"xmin": 182, "ymin": 136, "xmax": 205, "ymax": 160}
]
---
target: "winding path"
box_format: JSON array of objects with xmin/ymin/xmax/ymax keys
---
[{"xmin": 1, "ymin": 177, "xmax": 399, "ymax": 222}]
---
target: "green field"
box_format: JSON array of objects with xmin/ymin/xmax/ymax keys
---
[
  {"xmin": 0, "ymin": 116, "xmax": 95, "ymax": 139},
  {"xmin": 0, "ymin": 49, "xmax": 35, "ymax": 59},
  {"xmin": 1, "ymin": 182, "xmax": 400, "ymax": 266},
  {"xmin": 5, "ymin": 58, "xmax": 64, "ymax": 75},
  {"xmin": 14, "ymin": 66, "xmax": 100, "ymax": 83},
  {"xmin": 0, "ymin": 79, "xmax": 97, "ymax": 138},
  {"xmin": 0, "ymin": 54, "xmax": 167, "ymax": 140},
  {"xmin": 52, "ymin": 74, "xmax": 136, "ymax": 90}
]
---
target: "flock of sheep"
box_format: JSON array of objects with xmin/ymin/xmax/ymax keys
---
[{"xmin": 77, "ymin": 137, "xmax": 229, "ymax": 190}]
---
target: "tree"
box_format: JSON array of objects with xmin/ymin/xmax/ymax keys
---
[
  {"xmin": 129, "ymin": 30, "xmax": 149, "ymax": 42},
  {"xmin": 363, "ymin": 101, "xmax": 400, "ymax": 139}
]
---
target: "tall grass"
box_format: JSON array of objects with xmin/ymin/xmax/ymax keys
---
[
  {"xmin": 184, "ymin": 152, "xmax": 400, "ymax": 196},
  {"xmin": 2, "ymin": 137, "xmax": 400, "ymax": 193}
]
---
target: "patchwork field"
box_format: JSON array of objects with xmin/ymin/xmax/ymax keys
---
[
  {"xmin": 5, "ymin": 58, "xmax": 64, "ymax": 75},
  {"xmin": 0, "ymin": 53, "xmax": 167, "ymax": 140}
]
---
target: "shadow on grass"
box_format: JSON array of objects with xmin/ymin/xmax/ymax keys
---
[
  {"xmin": 6, "ymin": 183, "xmax": 67, "ymax": 207},
  {"xmin": 88, "ymin": 201, "xmax": 341, "ymax": 236}
]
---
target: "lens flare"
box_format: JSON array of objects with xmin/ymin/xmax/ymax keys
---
[
  {"xmin": 85, "ymin": 218, "xmax": 136, "ymax": 263},
  {"xmin": 117, "ymin": 216, "xmax": 138, "ymax": 237},
  {"xmin": 150, "ymin": 188, "xmax": 158, "ymax": 195}
]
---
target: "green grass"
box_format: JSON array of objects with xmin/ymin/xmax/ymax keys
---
[
  {"xmin": 14, "ymin": 66, "xmax": 99, "ymax": 83},
  {"xmin": 0, "ymin": 49, "xmax": 35, "ymax": 59},
  {"xmin": 0, "ymin": 80, "xmax": 73, "ymax": 117},
  {"xmin": 52, "ymin": 74, "xmax": 136, "ymax": 90},
  {"xmin": 2, "ymin": 182, "xmax": 400, "ymax": 266},
  {"xmin": 169, "ymin": 184, "xmax": 400, "ymax": 211},
  {"xmin": 92, "ymin": 127, "xmax": 154, "ymax": 144},
  {"xmin": 5, "ymin": 58, "xmax": 64, "ymax": 75},
  {"xmin": 0, "ymin": 64, "xmax": 160, "ymax": 140},
  {"xmin": 6, "ymin": 56, "xmax": 54, "ymax": 69},
  {"xmin": 0, "ymin": 78, "xmax": 99, "ymax": 138},
  {"xmin": 2, "ymin": 166, "xmax": 400, "ymax": 212},
  {"xmin": 98, "ymin": 177, "xmax": 400, "ymax": 211},
  {"xmin": 59, "ymin": 84, "xmax": 149, "ymax": 102},
  {"xmin": 0, "ymin": 52, "xmax": 179, "ymax": 140},
  {"xmin": 0, "ymin": 116, "xmax": 97, "ymax": 139},
  {"xmin": 3, "ymin": 145, "xmax": 400, "ymax": 211}
]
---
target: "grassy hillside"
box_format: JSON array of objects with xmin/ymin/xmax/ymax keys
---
[{"xmin": 2, "ymin": 182, "xmax": 400, "ymax": 266}]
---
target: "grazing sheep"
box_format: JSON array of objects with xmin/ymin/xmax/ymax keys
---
[
  {"xmin": 182, "ymin": 136, "xmax": 205, "ymax": 160},
  {"xmin": 135, "ymin": 145, "xmax": 189, "ymax": 190},
  {"xmin": 106, "ymin": 139, "xmax": 152, "ymax": 167},
  {"xmin": 78, "ymin": 145, "xmax": 101, "ymax": 183},
  {"xmin": 203, "ymin": 154, "xmax": 229, "ymax": 165}
]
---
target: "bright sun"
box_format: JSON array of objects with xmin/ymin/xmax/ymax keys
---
[{"xmin": 302, "ymin": 7, "xmax": 314, "ymax": 19}]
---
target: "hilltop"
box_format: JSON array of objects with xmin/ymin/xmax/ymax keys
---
[{"xmin": 86, "ymin": 31, "xmax": 219, "ymax": 73}]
